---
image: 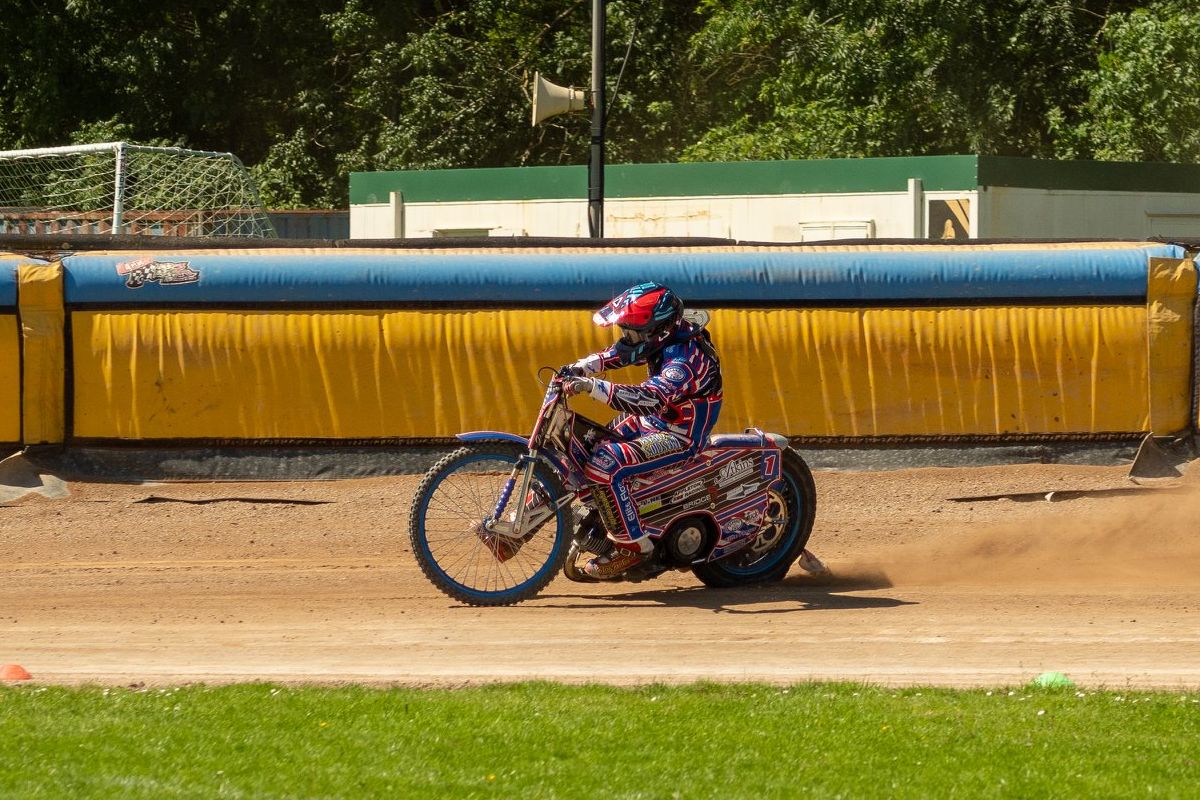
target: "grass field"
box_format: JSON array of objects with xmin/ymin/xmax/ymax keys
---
[{"xmin": 2, "ymin": 682, "xmax": 1198, "ymax": 799}]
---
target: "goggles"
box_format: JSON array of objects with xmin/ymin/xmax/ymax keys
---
[{"xmin": 619, "ymin": 326, "xmax": 649, "ymax": 345}]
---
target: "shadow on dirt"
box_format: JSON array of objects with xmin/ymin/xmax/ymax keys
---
[
  {"xmin": 535, "ymin": 568, "xmax": 913, "ymax": 613},
  {"xmin": 131, "ymin": 495, "xmax": 332, "ymax": 506}
]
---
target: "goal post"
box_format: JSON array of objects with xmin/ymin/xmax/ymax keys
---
[{"xmin": 0, "ymin": 142, "xmax": 277, "ymax": 238}]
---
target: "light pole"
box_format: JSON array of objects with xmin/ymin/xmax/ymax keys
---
[{"xmin": 587, "ymin": 0, "xmax": 606, "ymax": 239}]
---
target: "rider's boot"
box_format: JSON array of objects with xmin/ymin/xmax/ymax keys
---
[
  {"xmin": 581, "ymin": 475, "xmax": 657, "ymax": 578},
  {"xmin": 583, "ymin": 536, "xmax": 652, "ymax": 580}
]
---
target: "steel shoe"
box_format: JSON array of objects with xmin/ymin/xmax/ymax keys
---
[{"xmin": 797, "ymin": 549, "xmax": 829, "ymax": 575}]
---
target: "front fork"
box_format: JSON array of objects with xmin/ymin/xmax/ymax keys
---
[{"xmin": 484, "ymin": 451, "xmax": 570, "ymax": 539}]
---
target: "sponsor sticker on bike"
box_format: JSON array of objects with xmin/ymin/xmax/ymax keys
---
[
  {"xmin": 638, "ymin": 499, "xmax": 663, "ymax": 516},
  {"xmin": 720, "ymin": 509, "xmax": 764, "ymax": 539},
  {"xmin": 716, "ymin": 457, "xmax": 755, "ymax": 487},
  {"xmin": 723, "ymin": 483, "xmax": 758, "ymax": 501},
  {"xmin": 591, "ymin": 452, "xmax": 617, "ymax": 472},
  {"xmin": 669, "ymin": 480, "xmax": 706, "ymax": 504}
]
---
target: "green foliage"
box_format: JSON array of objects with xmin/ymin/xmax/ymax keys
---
[
  {"xmin": 1056, "ymin": 1, "xmax": 1200, "ymax": 163},
  {"xmin": 2, "ymin": 682, "xmax": 1200, "ymax": 798},
  {"xmin": 67, "ymin": 118, "xmax": 140, "ymax": 149},
  {"xmin": 0, "ymin": 1, "xmax": 1196, "ymax": 208},
  {"xmin": 0, "ymin": 0, "xmax": 434, "ymax": 208},
  {"xmin": 333, "ymin": 0, "xmax": 705, "ymax": 174},
  {"xmin": 682, "ymin": 0, "xmax": 1123, "ymax": 162}
]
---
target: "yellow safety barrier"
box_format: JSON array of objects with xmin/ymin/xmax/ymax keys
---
[
  {"xmin": 72, "ymin": 309, "xmax": 614, "ymax": 440},
  {"xmin": 72, "ymin": 304, "xmax": 1155, "ymax": 441},
  {"xmin": 1145, "ymin": 258, "xmax": 1198, "ymax": 435},
  {"xmin": 718, "ymin": 306, "xmax": 1150, "ymax": 438},
  {"xmin": 17, "ymin": 263, "xmax": 65, "ymax": 445},
  {"xmin": 0, "ymin": 313, "xmax": 18, "ymax": 445}
]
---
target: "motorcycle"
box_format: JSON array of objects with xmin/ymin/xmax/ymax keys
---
[{"xmin": 408, "ymin": 369, "xmax": 819, "ymax": 606}]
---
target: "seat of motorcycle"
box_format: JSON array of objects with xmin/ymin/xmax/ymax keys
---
[{"xmin": 704, "ymin": 432, "xmax": 767, "ymax": 450}]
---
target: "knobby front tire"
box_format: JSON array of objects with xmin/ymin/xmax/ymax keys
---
[{"xmin": 408, "ymin": 443, "xmax": 571, "ymax": 606}]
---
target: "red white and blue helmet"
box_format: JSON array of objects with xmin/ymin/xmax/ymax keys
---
[{"xmin": 593, "ymin": 282, "xmax": 684, "ymax": 360}]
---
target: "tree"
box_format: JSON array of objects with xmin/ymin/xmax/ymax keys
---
[
  {"xmin": 1055, "ymin": 1, "xmax": 1200, "ymax": 163},
  {"xmin": 4, "ymin": 1, "xmax": 1196, "ymax": 211},
  {"xmin": 679, "ymin": 0, "xmax": 1137, "ymax": 162},
  {"xmin": 0, "ymin": 1, "xmax": 436, "ymax": 207},
  {"xmin": 328, "ymin": 0, "xmax": 706, "ymax": 178}
]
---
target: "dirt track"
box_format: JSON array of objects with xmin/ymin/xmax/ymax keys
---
[{"xmin": 2, "ymin": 460, "xmax": 1199, "ymax": 688}]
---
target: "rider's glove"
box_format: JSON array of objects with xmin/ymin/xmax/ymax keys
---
[
  {"xmin": 562, "ymin": 376, "xmax": 594, "ymax": 397},
  {"xmin": 563, "ymin": 354, "xmax": 602, "ymax": 376}
]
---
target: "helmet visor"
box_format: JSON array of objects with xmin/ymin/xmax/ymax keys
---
[{"xmin": 619, "ymin": 326, "xmax": 648, "ymax": 345}]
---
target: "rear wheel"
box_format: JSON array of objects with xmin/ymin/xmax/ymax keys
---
[
  {"xmin": 408, "ymin": 443, "xmax": 570, "ymax": 606},
  {"xmin": 692, "ymin": 449, "xmax": 816, "ymax": 588}
]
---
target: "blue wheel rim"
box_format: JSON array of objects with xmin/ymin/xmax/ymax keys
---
[
  {"xmin": 719, "ymin": 469, "xmax": 803, "ymax": 578},
  {"xmin": 414, "ymin": 450, "xmax": 566, "ymax": 602}
]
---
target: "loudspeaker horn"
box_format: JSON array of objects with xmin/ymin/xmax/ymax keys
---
[{"xmin": 531, "ymin": 72, "xmax": 587, "ymax": 126}]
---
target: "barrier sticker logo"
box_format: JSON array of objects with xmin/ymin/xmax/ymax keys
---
[{"xmin": 116, "ymin": 257, "xmax": 200, "ymax": 289}]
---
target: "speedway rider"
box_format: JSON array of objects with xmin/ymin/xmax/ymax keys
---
[{"xmin": 560, "ymin": 282, "xmax": 723, "ymax": 579}]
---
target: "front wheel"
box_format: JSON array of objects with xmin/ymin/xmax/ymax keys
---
[
  {"xmin": 408, "ymin": 443, "xmax": 571, "ymax": 606},
  {"xmin": 692, "ymin": 448, "xmax": 817, "ymax": 588}
]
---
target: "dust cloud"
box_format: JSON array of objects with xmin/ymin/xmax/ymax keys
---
[{"xmin": 839, "ymin": 471, "xmax": 1200, "ymax": 590}]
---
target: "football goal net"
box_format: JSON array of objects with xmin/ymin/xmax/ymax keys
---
[{"xmin": 0, "ymin": 142, "xmax": 276, "ymax": 238}]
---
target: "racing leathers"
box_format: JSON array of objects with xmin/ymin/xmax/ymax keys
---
[{"xmin": 571, "ymin": 321, "xmax": 723, "ymax": 549}]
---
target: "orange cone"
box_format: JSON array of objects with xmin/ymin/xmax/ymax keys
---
[{"xmin": 0, "ymin": 664, "xmax": 32, "ymax": 681}]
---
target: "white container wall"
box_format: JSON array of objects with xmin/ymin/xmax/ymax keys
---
[{"xmin": 349, "ymin": 156, "xmax": 1200, "ymax": 242}]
